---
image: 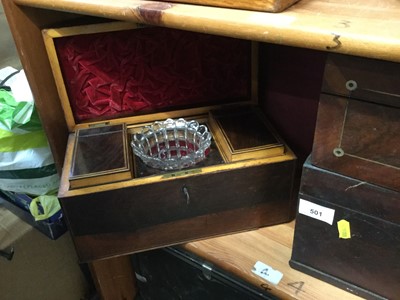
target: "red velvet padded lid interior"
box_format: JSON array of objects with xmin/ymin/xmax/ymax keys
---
[{"xmin": 55, "ymin": 26, "xmax": 252, "ymax": 123}]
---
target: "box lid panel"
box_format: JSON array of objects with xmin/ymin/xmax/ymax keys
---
[
  {"xmin": 312, "ymin": 94, "xmax": 400, "ymax": 191},
  {"xmin": 322, "ymin": 54, "xmax": 400, "ymax": 107},
  {"xmin": 70, "ymin": 124, "xmax": 129, "ymax": 178},
  {"xmin": 211, "ymin": 107, "xmax": 283, "ymax": 151},
  {"xmin": 51, "ymin": 23, "xmax": 252, "ymax": 127}
]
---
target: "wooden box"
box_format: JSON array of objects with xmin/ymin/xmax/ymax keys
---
[
  {"xmin": 208, "ymin": 106, "xmax": 285, "ymax": 162},
  {"xmin": 42, "ymin": 21, "xmax": 297, "ymax": 262},
  {"xmin": 290, "ymin": 158, "xmax": 400, "ymax": 300},
  {"xmin": 154, "ymin": 0, "xmax": 300, "ymax": 13},
  {"xmin": 69, "ymin": 123, "xmax": 132, "ymax": 188},
  {"xmin": 311, "ymin": 54, "xmax": 400, "ymax": 192}
]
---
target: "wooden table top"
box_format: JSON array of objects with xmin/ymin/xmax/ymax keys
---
[
  {"xmin": 12, "ymin": 0, "xmax": 400, "ymax": 62},
  {"xmin": 182, "ymin": 221, "xmax": 362, "ymax": 300}
]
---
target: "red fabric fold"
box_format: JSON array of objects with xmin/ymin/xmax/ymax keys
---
[{"xmin": 55, "ymin": 26, "xmax": 251, "ymax": 122}]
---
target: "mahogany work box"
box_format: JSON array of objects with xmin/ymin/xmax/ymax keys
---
[
  {"xmin": 290, "ymin": 158, "xmax": 400, "ymax": 300},
  {"xmin": 42, "ymin": 21, "xmax": 297, "ymax": 262},
  {"xmin": 290, "ymin": 54, "xmax": 400, "ymax": 299}
]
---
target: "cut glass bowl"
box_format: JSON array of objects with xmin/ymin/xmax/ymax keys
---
[{"xmin": 131, "ymin": 118, "xmax": 212, "ymax": 170}]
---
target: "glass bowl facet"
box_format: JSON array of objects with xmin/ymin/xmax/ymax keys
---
[{"xmin": 131, "ymin": 118, "xmax": 212, "ymax": 170}]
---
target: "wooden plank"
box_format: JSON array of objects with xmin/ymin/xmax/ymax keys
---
[
  {"xmin": 157, "ymin": 0, "xmax": 299, "ymax": 12},
  {"xmin": 10, "ymin": 0, "xmax": 400, "ymax": 63},
  {"xmin": 182, "ymin": 221, "xmax": 363, "ymax": 300},
  {"xmin": 89, "ymin": 256, "xmax": 137, "ymax": 300}
]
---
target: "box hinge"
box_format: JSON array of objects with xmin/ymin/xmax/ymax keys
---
[{"xmin": 88, "ymin": 122, "xmax": 111, "ymax": 128}]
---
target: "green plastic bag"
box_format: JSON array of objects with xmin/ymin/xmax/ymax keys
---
[
  {"xmin": 0, "ymin": 69, "xmax": 60, "ymax": 196},
  {"xmin": 0, "ymin": 89, "xmax": 39, "ymax": 131}
]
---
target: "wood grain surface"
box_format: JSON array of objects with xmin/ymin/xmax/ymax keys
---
[
  {"xmin": 156, "ymin": 0, "xmax": 299, "ymax": 12},
  {"xmin": 10, "ymin": 0, "xmax": 400, "ymax": 62},
  {"xmin": 292, "ymin": 161, "xmax": 400, "ymax": 299},
  {"xmin": 63, "ymin": 158, "xmax": 297, "ymax": 261},
  {"xmin": 312, "ymin": 53, "xmax": 400, "ymax": 192},
  {"xmin": 182, "ymin": 221, "xmax": 363, "ymax": 299},
  {"xmin": 312, "ymin": 94, "xmax": 400, "ymax": 192},
  {"xmin": 89, "ymin": 256, "xmax": 137, "ymax": 300}
]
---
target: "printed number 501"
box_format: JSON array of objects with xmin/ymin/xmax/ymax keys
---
[{"xmin": 310, "ymin": 209, "xmax": 322, "ymax": 217}]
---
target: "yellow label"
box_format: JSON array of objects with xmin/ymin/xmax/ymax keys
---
[{"xmin": 337, "ymin": 219, "xmax": 351, "ymax": 239}]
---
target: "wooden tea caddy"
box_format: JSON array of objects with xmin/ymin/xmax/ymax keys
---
[{"xmin": 42, "ymin": 21, "xmax": 297, "ymax": 262}]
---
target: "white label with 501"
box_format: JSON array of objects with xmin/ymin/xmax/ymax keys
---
[{"xmin": 298, "ymin": 199, "xmax": 335, "ymax": 225}]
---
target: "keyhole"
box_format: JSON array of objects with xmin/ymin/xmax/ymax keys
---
[{"xmin": 182, "ymin": 186, "xmax": 190, "ymax": 204}]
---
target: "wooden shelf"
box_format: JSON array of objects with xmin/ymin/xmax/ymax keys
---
[
  {"xmin": 11, "ymin": 0, "xmax": 400, "ymax": 63},
  {"xmin": 2, "ymin": 1, "xmax": 397, "ymax": 299},
  {"xmin": 182, "ymin": 221, "xmax": 363, "ymax": 300}
]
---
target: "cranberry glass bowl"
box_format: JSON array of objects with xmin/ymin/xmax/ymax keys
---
[{"xmin": 131, "ymin": 118, "xmax": 212, "ymax": 170}]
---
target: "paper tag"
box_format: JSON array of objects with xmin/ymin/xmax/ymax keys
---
[
  {"xmin": 298, "ymin": 199, "xmax": 335, "ymax": 225},
  {"xmin": 337, "ymin": 219, "xmax": 351, "ymax": 239},
  {"xmin": 252, "ymin": 261, "xmax": 283, "ymax": 285}
]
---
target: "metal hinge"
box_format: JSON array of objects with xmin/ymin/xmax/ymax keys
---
[{"xmin": 88, "ymin": 122, "xmax": 111, "ymax": 128}]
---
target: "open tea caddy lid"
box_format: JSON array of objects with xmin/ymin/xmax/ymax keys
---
[
  {"xmin": 42, "ymin": 21, "xmax": 290, "ymax": 194},
  {"xmin": 42, "ymin": 21, "xmax": 257, "ymax": 132}
]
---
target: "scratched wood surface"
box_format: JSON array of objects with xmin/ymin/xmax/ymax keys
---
[
  {"xmin": 182, "ymin": 221, "xmax": 363, "ymax": 300},
  {"xmin": 156, "ymin": 0, "xmax": 299, "ymax": 12},
  {"xmin": 10, "ymin": 0, "xmax": 400, "ymax": 63}
]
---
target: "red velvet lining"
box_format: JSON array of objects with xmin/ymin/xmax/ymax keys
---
[{"xmin": 55, "ymin": 26, "xmax": 251, "ymax": 122}]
